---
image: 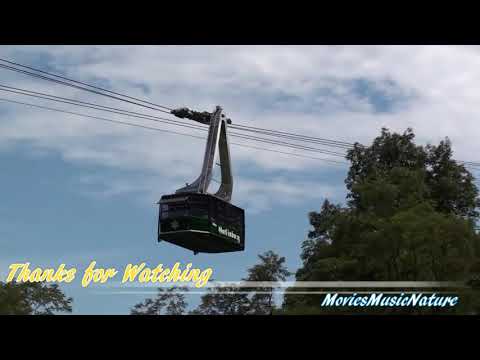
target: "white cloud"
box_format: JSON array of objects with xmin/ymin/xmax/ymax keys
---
[
  {"xmin": 235, "ymin": 177, "xmax": 345, "ymax": 213},
  {"xmin": 1, "ymin": 46, "xmax": 480, "ymax": 211}
]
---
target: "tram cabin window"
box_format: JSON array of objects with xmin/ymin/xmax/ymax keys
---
[
  {"xmin": 161, "ymin": 202, "xmax": 188, "ymax": 219},
  {"xmin": 188, "ymin": 196, "xmax": 209, "ymax": 219}
]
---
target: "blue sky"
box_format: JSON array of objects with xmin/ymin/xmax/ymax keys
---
[{"xmin": 1, "ymin": 46, "xmax": 480, "ymax": 314}]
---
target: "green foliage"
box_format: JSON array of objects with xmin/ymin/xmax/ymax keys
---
[
  {"xmin": 131, "ymin": 287, "xmax": 188, "ymax": 315},
  {"xmin": 425, "ymin": 139, "xmax": 480, "ymax": 218},
  {"xmin": 283, "ymin": 128, "xmax": 480, "ymax": 314},
  {"xmin": 245, "ymin": 250, "xmax": 291, "ymax": 315},
  {"xmin": 0, "ymin": 281, "xmax": 72, "ymax": 315},
  {"xmin": 190, "ymin": 286, "xmax": 250, "ymax": 315},
  {"xmin": 192, "ymin": 250, "xmax": 290, "ymax": 315},
  {"xmin": 128, "ymin": 251, "xmax": 290, "ymax": 315}
]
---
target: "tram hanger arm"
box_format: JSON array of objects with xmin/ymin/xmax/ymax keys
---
[{"xmin": 171, "ymin": 107, "xmax": 232, "ymax": 125}]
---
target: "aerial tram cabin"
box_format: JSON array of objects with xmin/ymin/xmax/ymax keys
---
[
  {"xmin": 157, "ymin": 106, "xmax": 245, "ymax": 254},
  {"xmin": 158, "ymin": 193, "xmax": 244, "ymax": 253}
]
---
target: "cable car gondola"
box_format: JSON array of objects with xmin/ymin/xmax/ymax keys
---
[{"xmin": 157, "ymin": 106, "xmax": 245, "ymax": 254}]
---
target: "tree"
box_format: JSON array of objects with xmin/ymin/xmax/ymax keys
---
[
  {"xmin": 128, "ymin": 251, "xmax": 289, "ymax": 315},
  {"xmin": 425, "ymin": 139, "xmax": 480, "ymax": 218},
  {"xmin": 283, "ymin": 128, "xmax": 480, "ymax": 314},
  {"xmin": 0, "ymin": 281, "xmax": 73, "ymax": 315},
  {"xmin": 130, "ymin": 287, "xmax": 188, "ymax": 315},
  {"xmin": 190, "ymin": 286, "xmax": 250, "ymax": 315},
  {"xmin": 192, "ymin": 251, "xmax": 290, "ymax": 315},
  {"xmin": 245, "ymin": 250, "xmax": 290, "ymax": 315}
]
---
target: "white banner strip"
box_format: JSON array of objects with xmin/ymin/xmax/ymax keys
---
[
  {"xmin": 94, "ymin": 290, "xmax": 459, "ymax": 295},
  {"xmin": 98, "ymin": 281, "xmax": 466, "ymax": 289}
]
